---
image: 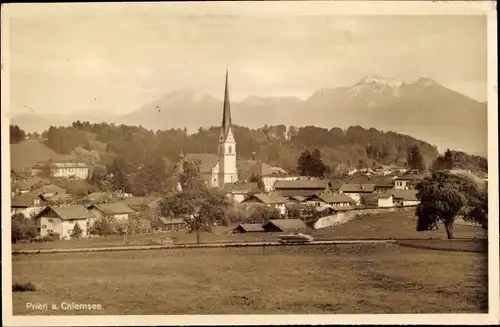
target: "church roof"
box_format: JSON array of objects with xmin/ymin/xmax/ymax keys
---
[
  {"xmin": 183, "ymin": 154, "xmax": 219, "ymax": 173},
  {"xmin": 220, "ymin": 69, "xmax": 232, "ymax": 140}
]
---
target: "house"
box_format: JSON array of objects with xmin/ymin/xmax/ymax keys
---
[
  {"xmin": 274, "ymin": 179, "xmax": 331, "ymax": 197},
  {"xmin": 11, "ymin": 191, "xmax": 47, "ymax": 218},
  {"xmin": 262, "ymin": 219, "xmax": 309, "ymax": 233},
  {"xmin": 157, "ymin": 217, "xmax": 186, "ymax": 232},
  {"xmin": 389, "ymin": 189, "xmax": 419, "ymax": 207},
  {"xmin": 87, "ymin": 202, "xmax": 135, "ymax": 225},
  {"xmin": 232, "ymin": 223, "xmax": 266, "ymax": 233},
  {"xmin": 377, "ymin": 194, "xmax": 394, "ymax": 208},
  {"xmin": 303, "ymin": 192, "xmax": 355, "ymax": 209},
  {"xmin": 13, "ymin": 177, "xmax": 50, "ymax": 194},
  {"xmin": 34, "ymin": 184, "xmax": 67, "ymax": 196},
  {"xmin": 223, "ymin": 182, "xmax": 260, "ymax": 203},
  {"xmin": 34, "ymin": 205, "xmax": 95, "ymax": 239},
  {"xmin": 339, "ymin": 183, "xmax": 375, "ymax": 205},
  {"xmin": 393, "ymin": 174, "xmax": 424, "ymax": 190},
  {"xmin": 373, "ymin": 177, "xmax": 395, "ymax": 192},
  {"xmin": 49, "ymin": 162, "xmax": 89, "ymax": 179},
  {"xmin": 240, "ymin": 192, "xmax": 290, "ymax": 215}
]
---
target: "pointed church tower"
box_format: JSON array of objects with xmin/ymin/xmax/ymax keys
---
[{"xmin": 218, "ymin": 70, "xmax": 238, "ymax": 188}]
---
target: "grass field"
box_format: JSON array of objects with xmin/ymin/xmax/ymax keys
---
[
  {"xmin": 12, "ymin": 211, "xmax": 487, "ymax": 251},
  {"xmin": 12, "ymin": 243, "xmax": 488, "ymax": 315}
]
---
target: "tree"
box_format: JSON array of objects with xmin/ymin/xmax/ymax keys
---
[
  {"xmin": 463, "ymin": 190, "xmax": 488, "ymax": 229},
  {"xmin": 415, "ymin": 171, "xmax": 480, "ymax": 239},
  {"xmin": 71, "ymin": 222, "xmax": 83, "ymax": 238},
  {"xmin": 88, "ymin": 217, "xmax": 115, "ymax": 236},
  {"xmin": 432, "ymin": 149, "xmax": 454, "ymax": 171},
  {"xmin": 406, "ymin": 145, "xmax": 425, "ymax": 171},
  {"xmin": 286, "ymin": 203, "xmax": 302, "ymax": 219},
  {"xmin": 160, "ymin": 190, "xmax": 229, "ymax": 243},
  {"xmin": 249, "ymin": 174, "xmax": 265, "ymax": 191},
  {"xmin": 11, "ymin": 213, "xmax": 37, "ymax": 243},
  {"xmin": 179, "ymin": 160, "xmax": 207, "ymax": 192},
  {"xmin": 10, "ymin": 125, "xmax": 26, "ymax": 144},
  {"xmin": 297, "ymin": 149, "xmax": 331, "ymax": 178},
  {"xmin": 247, "ymin": 205, "xmax": 282, "ymax": 224}
]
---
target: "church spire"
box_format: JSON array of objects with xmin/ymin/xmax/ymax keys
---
[{"xmin": 221, "ymin": 69, "xmax": 232, "ymax": 139}]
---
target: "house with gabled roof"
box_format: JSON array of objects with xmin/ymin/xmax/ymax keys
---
[
  {"xmin": 389, "ymin": 189, "xmax": 420, "ymax": 207},
  {"xmin": 223, "ymin": 182, "xmax": 260, "ymax": 203},
  {"xmin": 394, "ymin": 174, "xmax": 425, "ymax": 190},
  {"xmin": 240, "ymin": 192, "xmax": 290, "ymax": 214},
  {"xmin": 304, "ymin": 192, "xmax": 355, "ymax": 209},
  {"xmin": 11, "ymin": 191, "xmax": 47, "ymax": 218},
  {"xmin": 34, "ymin": 205, "xmax": 95, "ymax": 239},
  {"xmin": 262, "ymin": 219, "xmax": 309, "ymax": 233},
  {"xmin": 339, "ymin": 183, "xmax": 375, "ymax": 205},
  {"xmin": 87, "ymin": 202, "xmax": 135, "ymax": 225},
  {"xmin": 232, "ymin": 223, "xmax": 266, "ymax": 233}
]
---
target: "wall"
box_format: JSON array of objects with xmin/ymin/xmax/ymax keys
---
[
  {"xmin": 378, "ymin": 196, "xmax": 394, "ymax": 208},
  {"xmin": 312, "ymin": 206, "xmax": 417, "ymax": 230},
  {"xmin": 40, "ymin": 216, "xmax": 62, "ymax": 237}
]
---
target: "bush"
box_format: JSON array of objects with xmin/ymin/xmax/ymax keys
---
[
  {"xmin": 12, "ymin": 282, "xmax": 36, "ymax": 292},
  {"xmin": 41, "ymin": 233, "xmax": 60, "ymax": 242}
]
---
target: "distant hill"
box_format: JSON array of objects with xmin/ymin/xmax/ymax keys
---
[
  {"xmin": 10, "ymin": 76, "xmax": 487, "ymax": 156},
  {"xmin": 10, "ymin": 139, "xmax": 77, "ymax": 171}
]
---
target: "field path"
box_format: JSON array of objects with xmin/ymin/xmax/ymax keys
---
[{"xmin": 12, "ymin": 239, "xmax": 397, "ymax": 254}]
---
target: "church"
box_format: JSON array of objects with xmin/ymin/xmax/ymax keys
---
[{"xmin": 175, "ymin": 70, "xmax": 239, "ymax": 190}]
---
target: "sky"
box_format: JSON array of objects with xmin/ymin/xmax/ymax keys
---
[{"xmin": 4, "ymin": 2, "xmax": 489, "ymax": 116}]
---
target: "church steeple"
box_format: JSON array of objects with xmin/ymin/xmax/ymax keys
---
[{"xmin": 220, "ymin": 69, "xmax": 232, "ymax": 140}]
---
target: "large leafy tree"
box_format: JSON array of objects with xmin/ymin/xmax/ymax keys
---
[
  {"xmin": 406, "ymin": 145, "xmax": 425, "ymax": 171},
  {"xmin": 297, "ymin": 148, "xmax": 331, "ymax": 177},
  {"xmin": 11, "ymin": 213, "xmax": 37, "ymax": 243},
  {"xmin": 247, "ymin": 205, "xmax": 282, "ymax": 224},
  {"xmin": 415, "ymin": 171, "xmax": 483, "ymax": 239},
  {"xmin": 160, "ymin": 190, "xmax": 229, "ymax": 244}
]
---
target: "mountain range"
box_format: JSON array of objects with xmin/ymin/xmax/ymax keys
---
[{"xmin": 10, "ymin": 76, "xmax": 488, "ymax": 156}]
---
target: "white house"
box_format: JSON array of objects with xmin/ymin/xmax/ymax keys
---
[
  {"xmin": 393, "ymin": 174, "xmax": 424, "ymax": 190},
  {"xmin": 304, "ymin": 192, "xmax": 355, "ymax": 210},
  {"xmin": 339, "ymin": 183, "xmax": 375, "ymax": 206},
  {"xmin": 34, "ymin": 205, "xmax": 95, "ymax": 239},
  {"xmin": 50, "ymin": 162, "xmax": 89, "ymax": 179},
  {"xmin": 389, "ymin": 190, "xmax": 420, "ymax": 207},
  {"xmin": 11, "ymin": 191, "xmax": 46, "ymax": 218}
]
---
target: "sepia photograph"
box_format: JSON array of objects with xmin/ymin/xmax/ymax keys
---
[{"xmin": 1, "ymin": 1, "xmax": 498, "ymax": 326}]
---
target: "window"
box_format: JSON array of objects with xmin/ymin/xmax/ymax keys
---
[
  {"xmin": 47, "ymin": 229, "xmax": 53, "ymax": 233},
  {"xmin": 48, "ymin": 219, "xmax": 53, "ymax": 223},
  {"xmin": 68, "ymin": 229, "xmax": 72, "ymax": 234},
  {"xmin": 42, "ymin": 225, "xmax": 47, "ymax": 228},
  {"xmin": 228, "ymin": 146, "xmax": 232, "ymax": 154}
]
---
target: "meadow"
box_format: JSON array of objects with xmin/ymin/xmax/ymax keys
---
[
  {"xmin": 11, "ymin": 210, "xmax": 487, "ymax": 251},
  {"xmin": 12, "ymin": 242, "xmax": 488, "ymax": 315}
]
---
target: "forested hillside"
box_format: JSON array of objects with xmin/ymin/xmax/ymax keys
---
[{"xmin": 43, "ymin": 121, "xmax": 442, "ymax": 172}]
